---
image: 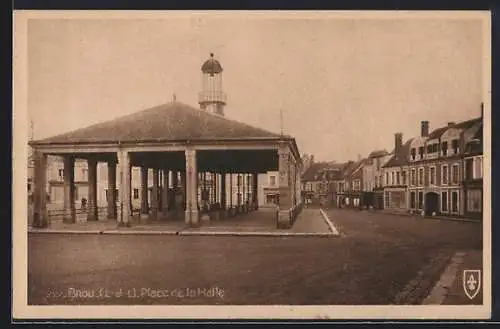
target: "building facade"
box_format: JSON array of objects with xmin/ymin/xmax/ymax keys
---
[{"xmin": 382, "ymin": 111, "xmax": 483, "ymax": 219}]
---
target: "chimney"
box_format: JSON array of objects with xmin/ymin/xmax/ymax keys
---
[
  {"xmin": 394, "ymin": 132, "xmax": 403, "ymax": 154},
  {"xmin": 447, "ymin": 122, "xmax": 455, "ymax": 127},
  {"xmin": 421, "ymin": 121, "xmax": 429, "ymax": 137},
  {"xmin": 481, "ymin": 102, "xmax": 484, "ymax": 118}
]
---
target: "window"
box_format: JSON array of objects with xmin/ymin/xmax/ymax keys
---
[
  {"xmin": 133, "ymin": 188, "xmax": 139, "ymax": 199},
  {"xmin": 28, "ymin": 183, "xmax": 32, "ymax": 192},
  {"xmin": 385, "ymin": 173, "xmax": 389, "ymax": 186},
  {"xmin": 418, "ymin": 146, "xmax": 424, "ymax": 159},
  {"xmin": 396, "ymin": 172, "xmax": 400, "ymax": 185},
  {"xmin": 391, "ymin": 172, "xmax": 394, "ymax": 186},
  {"xmin": 452, "ymin": 139, "xmax": 459, "ymax": 154},
  {"xmin": 410, "ymin": 148, "xmax": 416, "ymax": 160},
  {"xmin": 475, "ymin": 157, "xmax": 483, "ymax": 179},
  {"xmin": 58, "ymin": 169, "xmax": 64, "ymax": 180},
  {"xmin": 402, "ymin": 171, "xmax": 406, "ymax": 185},
  {"xmin": 237, "ymin": 175, "xmax": 242, "ymax": 186},
  {"xmin": 465, "ymin": 159, "xmax": 474, "ymax": 180},
  {"xmin": 410, "ymin": 192, "xmax": 416, "ymax": 209},
  {"xmin": 376, "ymin": 158, "xmax": 381, "ymax": 170},
  {"xmin": 442, "ymin": 192, "xmax": 448, "ymax": 212},
  {"xmin": 451, "ymin": 191, "xmax": 459, "ymax": 213},
  {"xmin": 411, "ymin": 169, "xmax": 416, "ymax": 186},
  {"xmin": 452, "ymin": 164, "xmax": 459, "ymax": 184},
  {"xmin": 432, "ymin": 143, "xmax": 439, "ymax": 153},
  {"xmin": 442, "ymin": 141, "xmax": 448, "ymax": 156},
  {"xmin": 426, "ymin": 144, "xmax": 433, "ymax": 153},
  {"xmin": 353, "ymin": 179, "xmax": 361, "ymax": 191},
  {"xmin": 467, "ymin": 190, "xmax": 482, "ymax": 212},
  {"xmin": 430, "ymin": 167, "xmax": 436, "ymax": 185},
  {"xmin": 384, "ymin": 192, "xmax": 390, "ymax": 209},
  {"xmin": 418, "ymin": 192, "xmax": 423, "ymax": 209},
  {"xmin": 418, "ymin": 168, "xmax": 424, "ymax": 186},
  {"xmin": 237, "ymin": 193, "xmax": 242, "ymax": 205},
  {"xmin": 442, "ymin": 165, "xmax": 448, "ymax": 185},
  {"xmin": 269, "ymin": 175, "xmax": 276, "ymax": 186}
]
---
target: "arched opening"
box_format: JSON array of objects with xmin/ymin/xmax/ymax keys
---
[{"xmin": 425, "ymin": 192, "xmax": 439, "ymax": 215}]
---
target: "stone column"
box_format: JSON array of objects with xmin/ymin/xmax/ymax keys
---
[
  {"xmin": 140, "ymin": 166, "xmax": 149, "ymax": 219},
  {"xmin": 151, "ymin": 168, "xmax": 159, "ymax": 220},
  {"xmin": 118, "ymin": 150, "xmax": 131, "ymax": 226},
  {"xmin": 87, "ymin": 158, "xmax": 98, "ymax": 221},
  {"xmin": 180, "ymin": 171, "xmax": 186, "ymax": 210},
  {"xmin": 237, "ymin": 174, "xmax": 241, "ymax": 207},
  {"xmin": 185, "ymin": 149, "xmax": 199, "ymax": 226},
  {"xmin": 278, "ymin": 143, "xmax": 292, "ymax": 228},
  {"xmin": 220, "ymin": 172, "xmax": 226, "ymax": 209},
  {"xmin": 107, "ymin": 161, "xmax": 117, "ymax": 219},
  {"xmin": 162, "ymin": 169, "xmax": 170, "ymax": 217},
  {"xmin": 213, "ymin": 173, "xmax": 218, "ymax": 207},
  {"xmin": 252, "ymin": 173, "xmax": 259, "ymax": 210},
  {"xmin": 229, "ymin": 174, "xmax": 233, "ymax": 209},
  {"xmin": 246, "ymin": 173, "xmax": 251, "ymax": 210},
  {"xmin": 32, "ymin": 150, "xmax": 48, "ymax": 228},
  {"xmin": 62, "ymin": 155, "xmax": 76, "ymax": 223},
  {"xmin": 171, "ymin": 170, "xmax": 178, "ymax": 210}
]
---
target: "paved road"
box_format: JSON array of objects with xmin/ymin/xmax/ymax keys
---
[{"xmin": 28, "ymin": 209, "xmax": 482, "ymax": 305}]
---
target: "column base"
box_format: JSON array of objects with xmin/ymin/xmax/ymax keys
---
[
  {"xmin": 277, "ymin": 210, "xmax": 291, "ymax": 229},
  {"xmin": 185, "ymin": 209, "xmax": 200, "ymax": 227},
  {"xmin": 117, "ymin": 220, "xmax": 132, "ymax": 228},
  {"xmin": 32, "ymin": 212, "xmax": 49, "ymax": 228}
]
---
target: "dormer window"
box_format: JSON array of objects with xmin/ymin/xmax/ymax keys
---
[
  {"xmin": 410, "ymin": 148, "xmax": 416, "ymax": 160},
  {"xmin": 426, "ymin": 144, "xmax": 433, "ymax": 153},
  {"xmin": 432, "ymin": 143, "xmax": 439, "ymax": 153},
  {"xmin": 418, "ymin": 146, "xmax": 424, "ymax": 159},
  {"xmin": 452, "ymin": 139, "xmax": 459, "ymax": 154},
  {"xmin": 441, "ymin": 141, "xmax": 448, "ymax": 156}
]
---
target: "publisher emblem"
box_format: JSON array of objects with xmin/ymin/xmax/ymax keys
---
[{"xmin": 463, "ymin": 269, "xmax": 481, "ymax": 300}]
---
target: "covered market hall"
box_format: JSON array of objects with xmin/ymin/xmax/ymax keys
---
[{"xmin": 28, "ymin": 100, "xmax": 303, "ymax": 229}]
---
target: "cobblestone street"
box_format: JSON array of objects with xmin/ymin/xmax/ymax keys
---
[{"xmin": 28, "ymin": 209, "xmax": 483, "ymax": 305}]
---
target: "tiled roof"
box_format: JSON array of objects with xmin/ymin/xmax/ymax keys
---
[
  {"xmin": 383, "ymin": 139, "xmax": 413, "ymax": 168},
  {"xmin": 33, "ymin": 101, "xmax": 283, "ymax": 144},
  {"xmin": 368, "ymin": 149, "xmax": 389, "ymax": 158},
  {"xmin": 301, "ymin": 162, "xmax": 330, "ymax": 181},
  {"xmin": 428, "ymin": 127, "xmax": 449, "ymax": 139}
]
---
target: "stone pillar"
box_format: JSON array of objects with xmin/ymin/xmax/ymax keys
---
[
  {"xmin": 32, "ymin": 150, "xmax": 48, "ymax": 228},
  {"xmin": 220, "ymin": 172, "xmax": 226, "ymax": 209},
  {"xmin": 162, "ymin": 169, "xmax": 170, "ymax": 216},
  {"xmin": 252, "ymin": 173, "xmax": 259, "ymax": 210},
  {"xmin": 246, "ymin": 173, "xmax": 251, "ymax": 209},
  {"xmin": 87, "ymin": 158, "xmax": 98, "ymax": 221},
  {"xmin": 62, "ymin": 155, "xmax": 76, "ymax": 223},
  {"xmin": 151, "ymin": 168, "xmax": 159, "ymax": 220},
  {"xmin": 180, "ymin": 171, "xmax": 186, "ymax": 210},
  {"xmin": 140, "ymin": 166, "xmax": 149, "ymax": 218},
  {"xmin": 171, "ymin": 170, "xmax": 178, "ymax": 210},
  {"xmin": 185, "ymin": 149, "xmax": 199, "ymax": 226},
  {"xmin": 237, "ymin": 174, "xmax": 241, "ymax": 207},
  {"xmin": 118, "ymin": 150, "xmax": 131, "ymax": 226},
  {"xmin": 213, "ymin": 173, "xmax": 218, "ymax": 207},
  {"xmin": 107, "ymin": 161, "xmax": 117, "ymax": 219},
  {"xmin": 229, "ymin": 174, "xmax": 233, "ymax": 209},
  {"xmin": 278, "ymin": 143, "xmax": 292, "ymax": 228}
]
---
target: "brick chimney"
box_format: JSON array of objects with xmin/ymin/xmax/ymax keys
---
[
  {"xmin": 421, "ymin": 121, "xmax": 429, "ymax": 137},
  {"xmin": 395, "ymin": 132, "xmax": 403, "ymax": 154}
]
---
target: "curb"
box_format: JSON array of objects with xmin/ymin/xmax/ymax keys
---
[
  {"xmin": 319, "ymin": 209, "xmax": 340, "ymax": 236},
  {"xmin": 421, "ymin": 251, "xmax": 466, "ymax": 305},
  {"xmin": 377, "ymin": 211, "xmax": 481, "ymax": 224},
  {"xmin": 178, "ymin": 231, "xmax": 336, "ymax": 237},
  {"xmin": 28, "ymin": 229, "xmax": 337, "ymax": 237}
]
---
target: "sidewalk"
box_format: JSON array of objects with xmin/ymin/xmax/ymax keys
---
[
  {"xmin": 28, "ymin": 208, "xmax": 337, "ymax": 237},
  {"xmin": 422, "ymin": 250, "xmax": 483, "ymax": 305}
]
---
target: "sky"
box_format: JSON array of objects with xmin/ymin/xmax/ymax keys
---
[{"xmin": 24, "ymin": 12, "xmax": 487, "ymax": 162}]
